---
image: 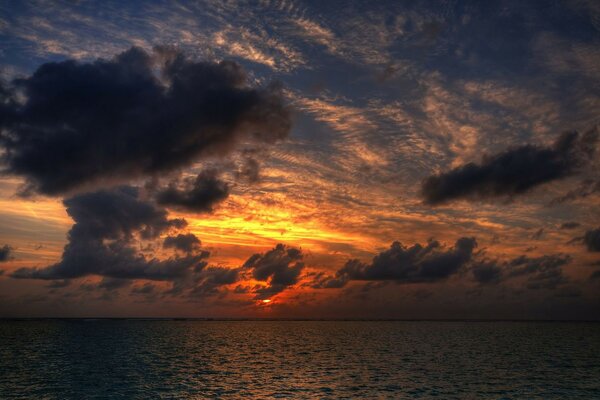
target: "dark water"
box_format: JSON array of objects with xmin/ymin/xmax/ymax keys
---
[{"xmin": 0, "ymin": 321, "xmax": 599, "ymax": 399}]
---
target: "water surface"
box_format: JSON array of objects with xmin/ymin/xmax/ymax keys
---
[{"xmin": 1, "ymin": 320, "xmax": 599, "ymax": 398}]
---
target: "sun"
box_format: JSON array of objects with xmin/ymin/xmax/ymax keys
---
[{"xmin": 261, "ymin": 299, "xmax": 272, "ymax": 304}]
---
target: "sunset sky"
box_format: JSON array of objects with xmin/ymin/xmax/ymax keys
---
[{"xmin": 0, "ymin": 0, "xmax": 599, "ymax": 319}]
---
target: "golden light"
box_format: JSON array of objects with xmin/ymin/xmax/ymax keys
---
[{"xmin": 261, "ymin": 299, "xmax": 272, "ymax": 304}]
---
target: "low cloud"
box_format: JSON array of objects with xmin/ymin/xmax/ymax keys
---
[
  {"xmin": 243, "ymin": 244, "xmax": 304, "ymax": 299},
  {"xmin": 11, "ymin": 186, "xmax": 207, "ymax": 281},
  {"xmin": 314, "ymin": 237, "xmax": 477, "ymax": 288},
  {"xmin": 421, "ymin": 130, "xmax": 598, "ymax": 204},
  {"xmin": 471, "ymin": 254, "xmax": 571, "ymax": 289}
]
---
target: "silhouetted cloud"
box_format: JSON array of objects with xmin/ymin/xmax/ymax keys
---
[
  {"xmin": 471, "ymin": 261, "xmax": 503, "ymax": 284},
  {"xmin": 243, "ymin": 244, "xmax": 304, "ymax": 299},
  {"xmin": 163, "ymin": 233, "xmax": 201, "ymax": 253},
  {"xmin": 0, "ymin": 47, "xmax": 291, "ymax": 196},
  {"xmin": 156, "ymin": 171, "xmax": 229, "ymax": 212},
  {"xmin": 560, "ymin": 222, "xmax": 581, "ymax": 230},
  {"xmin": 422, "ymin": 130, "xmax": 598, "ymax": 204},
  {"xmin": 190, "ymin": 267, "xmax": 240, "ymax": 297},
  {"xmin": 584, "ymin": 228, "xmax": 600, "ymax": 252},
  {"xmin": 11, "ymin": 186, "xmax": 207, "ymax": 280},
  {"xmin": 315, "ymin": 238, "xmax": 477, "ymax": 288},
  {"xmin": 508, "ymin": 255, "xmax": 570, "ymax": 290},
  {"xmin": 471, "ymin": 254, "xmax": 571, "ymax": 289},
  {"xmin": 0, "ymin": 245, "xmax": 12, "ymax": 262}
]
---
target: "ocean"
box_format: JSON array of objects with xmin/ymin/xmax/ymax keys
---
[{"xmin": 1, "ymin": 320, "xmax": 599, "ymax": 398}]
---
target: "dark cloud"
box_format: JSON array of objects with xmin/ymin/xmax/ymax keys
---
[
  {"xmin": 190, "ymin": 267, "xmax": 240, "ymax": 297},
  {"xmin": 315, "ymin": 238, "xmax": 477, "ymax": 288},
  {"xmin": 11, "ymin": 186, "xmax": 207, "ymax": 281},
  {"xmin": 0, "ymin": 244, "xmax": 12, "ymax": 262},
  {"xmin": 243, "ymin": 244, "xmax": 304, "ymax": 299},
  {"xmin": 583, "ymin": 228, "xmax": 600, "ymax": 252},
  {"xmin": 163, "ymin": 233, "xmax": 201, "ymax": 253},
  {"xmin": 472, "ymin": 254, "xmax": 571, "ymax": 290},
  {"xmin": 471, "ymin": 261, "xmax": 503, "ymax": 284},
  {"xmin": 551, "ymin": 179, "xmax": 600, "ymax": 204},
  {"xmin": 421, "ymin": 130, "xmax": 598, "ymax": 204},
  {"xmin": 0, "ymin": 47, "xmax": 291, "ymax": 196},
  {"xmin": 78, "ymin": 277, "xmax": 131, "ymax": 293},
  {"xmin": 156, "ymin": 171, "xmax": 229, "ymax": 212},
  {"xmin": 560, "ymin": 222, "xmax": 581, "ymax": 230}
]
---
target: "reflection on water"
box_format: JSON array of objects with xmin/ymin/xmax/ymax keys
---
[{"xmin": 0, "ymin": 321, "xmax": 599, "ymax": 398}]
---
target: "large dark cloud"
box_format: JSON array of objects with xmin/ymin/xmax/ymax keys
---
[
  {"xmin": 314, "ymin": 237, "xmax": 477, "ymax": 288},
  {"xmin": 156, "ymin": 171, "xmax": 229, "ymax": 212},
  {"xmin": 243, "ymin": 244, "xmax": 304, "ymax": 299},
  {"xmin": 0, "ymin": 47, "xmax": 291, "ymax": 196},
  {"xmin": 584, "ymin": 228, "xmax": 600, "ymax": 252},
  {"xmin": 11, "ymin": 186, "xmax": 207, "ymax": 280},
  {"xmin": 0, "ymin": 244, "xmax": 12, "ymax": 262},
  {"xmin": 421, "ymin": 130, "xmax": 598, "ymax": 204}
]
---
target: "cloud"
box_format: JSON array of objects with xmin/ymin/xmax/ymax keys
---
[
  {"xmin": 551, "ymin": 179, "xmax": 600, "ymax": 204},
  {"xmin": 80, "ymin": 277, "xmax": 131, "ymax": 292},
  {"xmin": 0, "ymin": 244, "xmax": 12, "ymax": 262},
  {"xmin": 163, "ymin": 233, "xmax": 201, "ymax": 253},
  {"xmin": 560, "ymin": 222, "xmax": 581, "ymax": 230},
  {"xmin": 189, "ymin": 267, "xmax": 240, "ymax": 298},
  {"xmin": 0, "ymin": 46, "xmax": 291, "ymax": 196},
  {"xmin": 421, "ymin": 130, "xmax": 598, "ymax": 204},
  {"xmin": 131, "ymin": 283, "xmax": 156, "ymax": 295},
  {"xmin": 243, "ymin": 243, "xmax": 304, "ymax": 299},
  {"xmin": 471, "ymin": 261, "xmax": 503, "ymax": 284},
  {"xmin": 471, "ymin": 254, "xmax": 571, "ymax": 289},
  {"xmin": 506, "ymin": 255, "xmax": 570, "ymax": 290},
  {"xmin": 584, "ymin": 228, "xmax": 600, "ymax": 252},
  {"xmin": 315, "ymin": 237, "xmax": 477, "ymax": 288},
  {"xmin": 11, "ymin": 186, "xmax": 207, "ymax": 280},
  {"xmin": 155, "ymin": 171, "xmax": 229, "ymax": 212}
]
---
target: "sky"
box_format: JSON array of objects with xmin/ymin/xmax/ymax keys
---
[{"xmin": 0, "ymin": 0, "xmax": 599, "ymax": 319}]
